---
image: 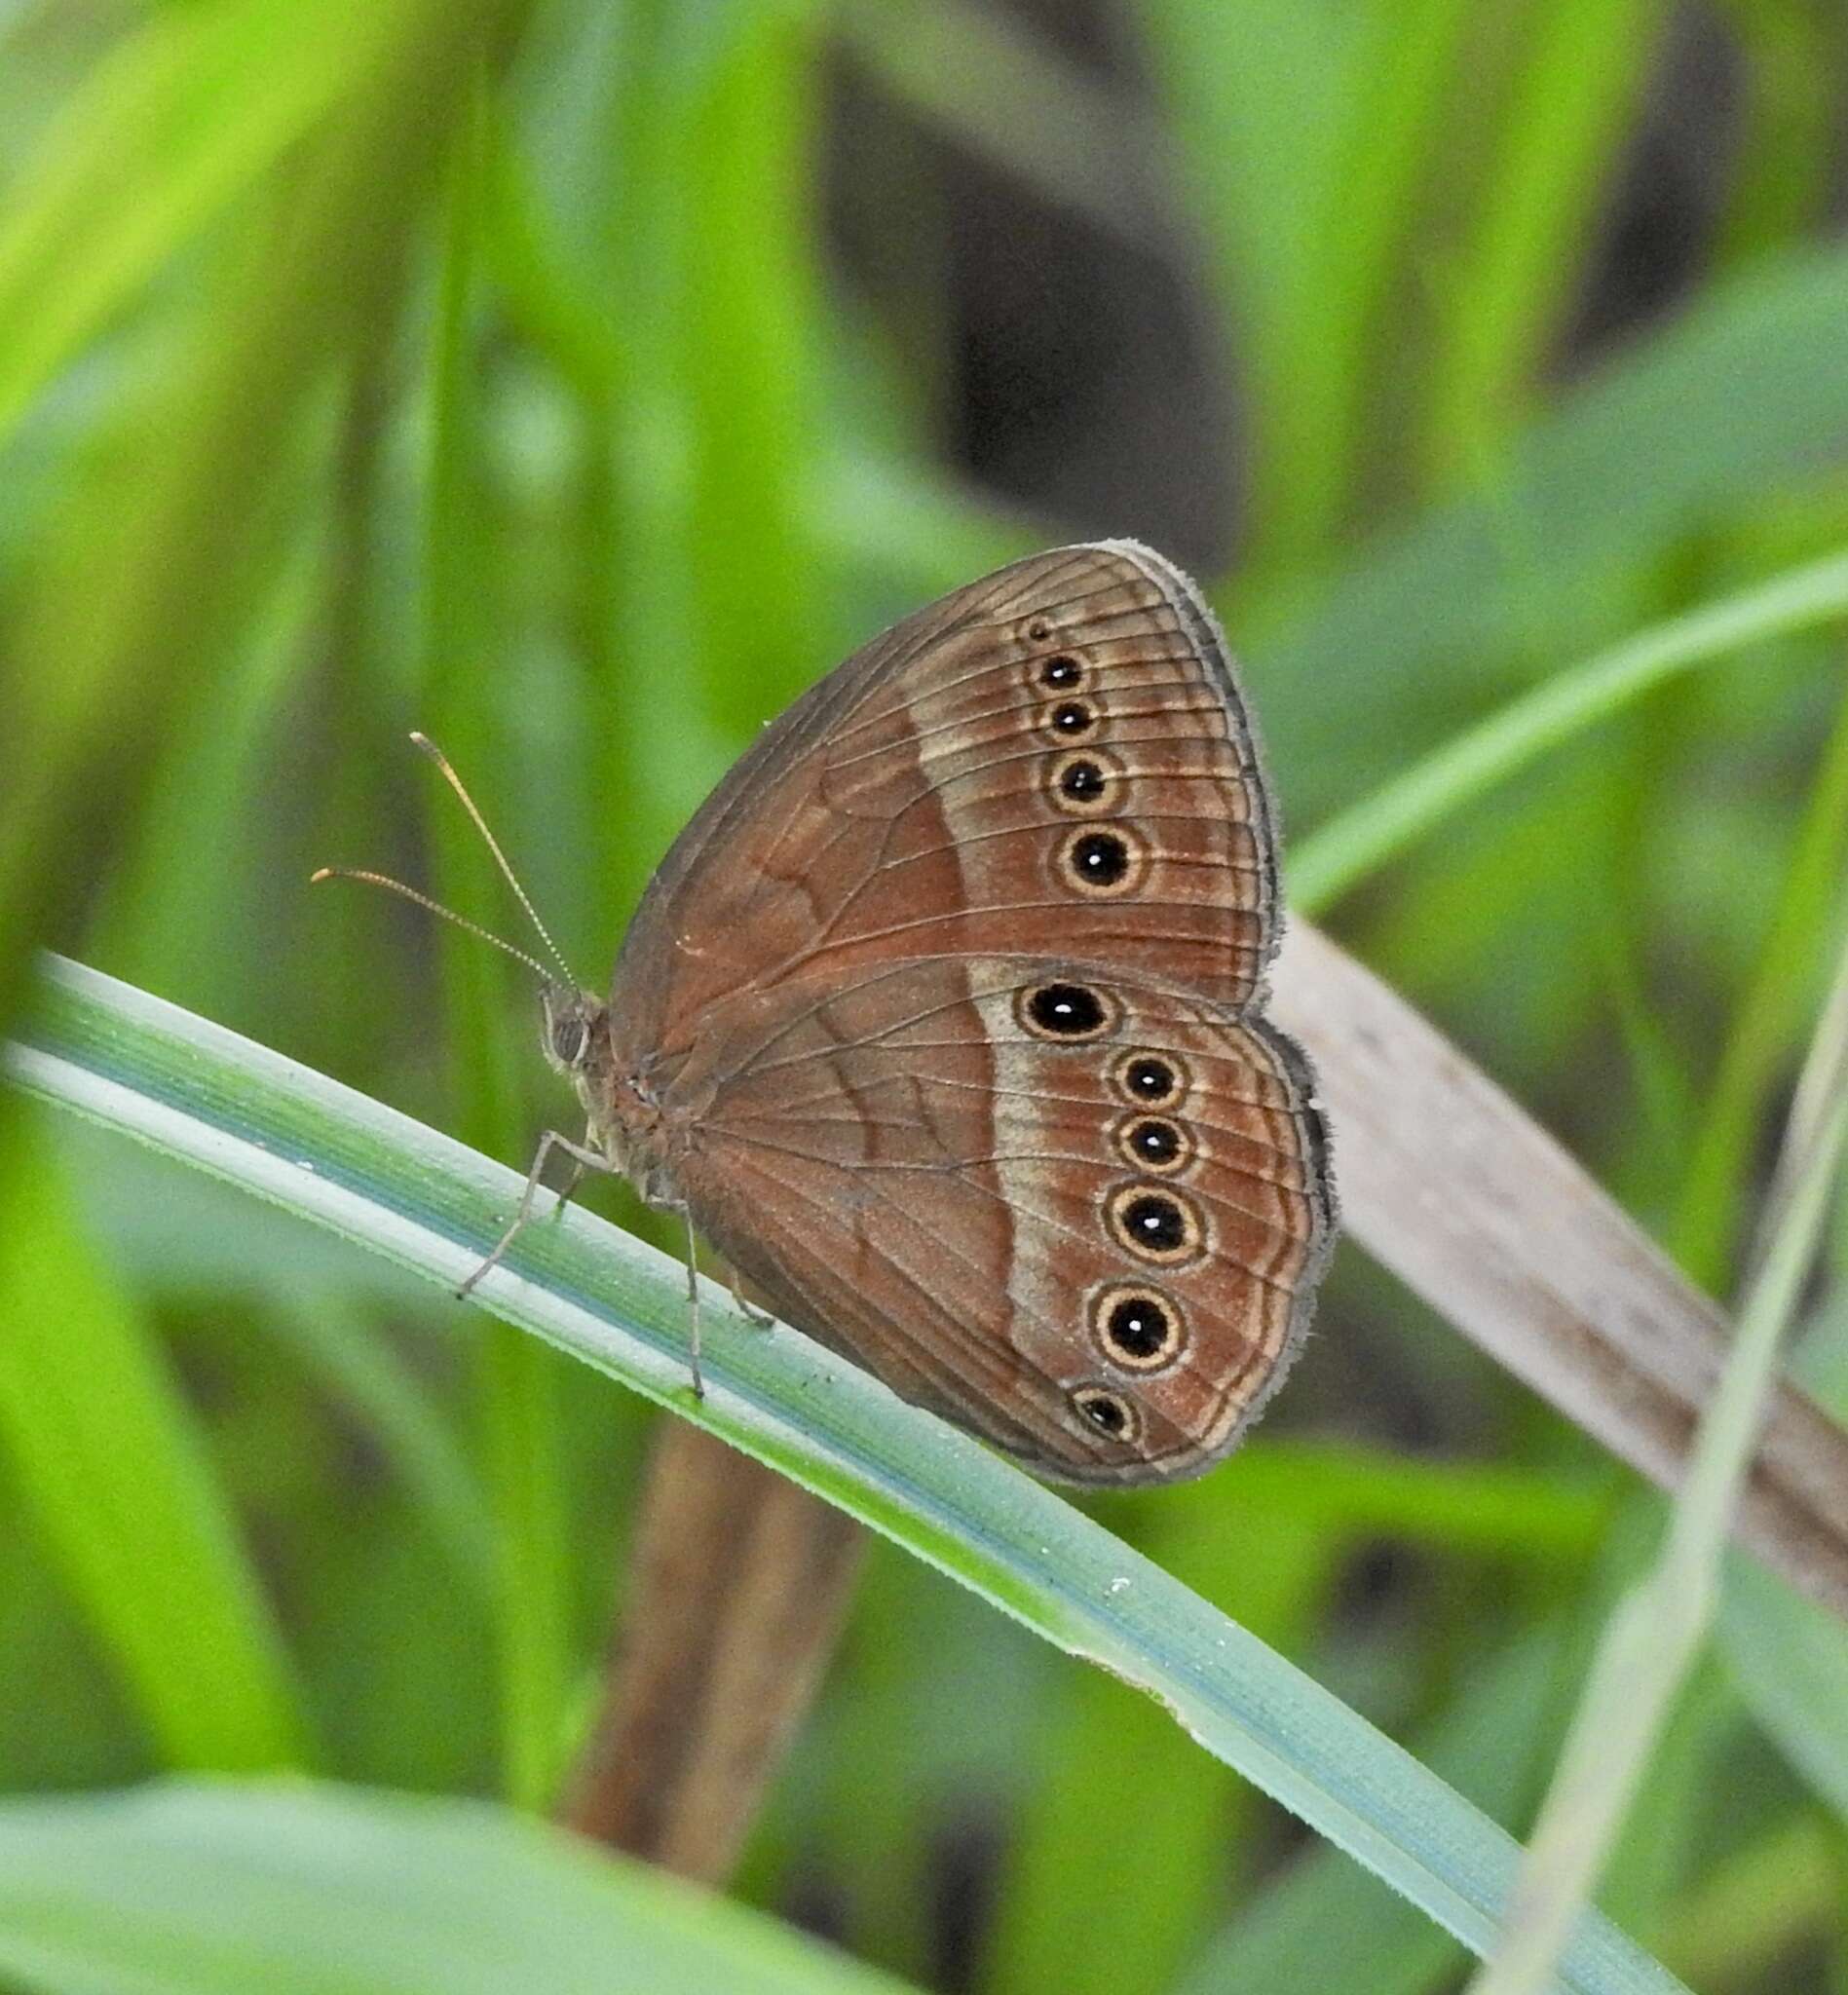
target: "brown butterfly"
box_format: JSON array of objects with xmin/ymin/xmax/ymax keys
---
[{"xmin": 323, "ymin": 543, "xmax": 1337, "ymax": 1485}]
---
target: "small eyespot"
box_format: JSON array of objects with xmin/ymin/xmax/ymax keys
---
[
  {"xmin": 1045, "ymin": 699, "xmax": 1098, "ymax": 739},
  {"xmin": 1059, "ymin": 826, "xmax": 1145, "ymax": 897},
  {"xmin": 1106, "ymin": 1183, "xmax": 1206, "ymax": 1265},
  {"xmin": 1047, "ymin": 749, "xmax": 1121, "ymax": 818},
  {"xmin": 1116, "ymin": 1115, "xmax": 1191, "ymax": 1175},
  {"xmin": 1025, "ymin": 617, "xmax": 1053, "ymax": 643},
  {"xmin": 1038, "ymin": 654, "xmax": 1084, "ymax": 689},
  {"xmin": 1016, "ymin": 980, "xmax": 1118, "ymax": 1042},
  {"xmin": 1073, "ymin": 1385, "xmax": 1140, "ymax": 1442},
  {"xmin": 1092, "ymin": 1283, "xmax": 1188, "ymax": 1373},
  {"xmin": 1112, "ymin": 1050, "xmax": 1188, "ymax": 1109}
]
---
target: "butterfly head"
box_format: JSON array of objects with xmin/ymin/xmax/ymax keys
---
[{"xmin": 540, "ymin": 983, "xmax": 606, "ymax": 1081}]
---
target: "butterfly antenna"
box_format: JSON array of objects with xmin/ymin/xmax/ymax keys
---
[
  {"xmin": 309, "ymin": 867, "xmax": 555, "ymax": 985},
  {"xmin": 407, "ymin": 732, "xmax": 577, "ymax": 986}
]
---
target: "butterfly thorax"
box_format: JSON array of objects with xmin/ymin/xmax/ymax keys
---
[{"xmin": 541, "ymin": 984, "xmax": 689, "ymax": 1210}]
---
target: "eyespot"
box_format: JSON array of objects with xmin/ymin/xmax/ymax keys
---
[
  {"xmin": 1016, "ymin": 980, "xmax": 1118, "ymax": 1042},
  {"xmin": 1047, "ymin": 748, "xmax": 1121, "ymax": 818},
  {"xmin": 1072, "ymin": 1385, "xmax": 1141, "ymax": 1443},
  {"xmin": 1025, "ymin": 617, "xmax": 1053, "ymax": 644},
  {"xmin": 1112, "ymin": 1050, "xmax": 1188, "ymax": 1109},
  {"xmin": 1044, "ymin": 699, "xmax": 1098, "ymax": 739},
  {"xmin": 1092, "ymin": 1283, "xmax": 1188, "ymax": 1373},
  {"xmin": 1038, "ymin": 653, "xmax": 1084, "ymax": 690},
  {"xmin": 1058, "ymin": 825, "xmax": 1145, "ymax": 897},
  {"xmin": 1106, "ymin": 1183, "xmax": 1206, "ymax": 1265},
  {"xmin": 1115, "ymin": 1114, "xmax": 1192, "ymax": 1175}
]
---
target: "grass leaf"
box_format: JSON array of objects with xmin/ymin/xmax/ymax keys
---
[{"xmin": 5, "ymin": 955, "xmax": 1688, "ymax": 1994}]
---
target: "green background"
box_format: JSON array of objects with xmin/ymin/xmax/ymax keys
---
[{"xmin": 1, "ymin": 3, "xmax": 1845, "ymax": 1992}]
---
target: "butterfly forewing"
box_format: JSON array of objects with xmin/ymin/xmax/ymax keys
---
[
  {"xmin": 599, "ymin": 540, "xmax": 1336, "ymax": 1483},
  {"xmin": 611, "ymin": 543, "xmax": 1280, "ymax": 1075}
]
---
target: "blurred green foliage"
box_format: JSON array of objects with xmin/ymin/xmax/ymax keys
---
[{"xmin": 0, "ymin": 1, "xmax": 1844, "ymax": 1991}]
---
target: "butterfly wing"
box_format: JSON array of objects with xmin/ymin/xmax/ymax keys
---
[
  {"xmin": 610, "ymin": 542, "xmax": 1280, "ymax": 1080},
  {"xmin": 603, "ymin": 542, "xmax": 1335, "ymax": 1480},
  {"xmin": 663, "ymin": 955, "xmax": 1333, "ymax": 1484}
]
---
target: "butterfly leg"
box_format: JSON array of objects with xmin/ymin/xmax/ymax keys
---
[
  {"xmin": 545, "ymin": 1137, "xmax": 590, "ymax": 1223},
  {"xmin": 727, "ymin": 1268, "xmax": 774, "ymax": 1329},
  {"xmin": 458, "ymin": 1128, "xmax": 615, "ymax": 1299},
  {"xmin": 680, "ymin": 1209, "xmax": 705, "ymax": 1402}
]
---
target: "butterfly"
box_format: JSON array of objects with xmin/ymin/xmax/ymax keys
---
[{"xmin": 325, "ymin": 543, "xmax": 1337, "ymax": 1485}]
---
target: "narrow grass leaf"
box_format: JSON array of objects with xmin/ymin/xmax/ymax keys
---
[
  {"xmin": 0, "ymin": 1118, "xmax": 308, "ymax": 1772},
  {"xmin": 5, "ymin": 957, "xmax": 1686, "ymax": 1994},
  {"xmin": 1421, "ymin": 0, "xmax": 1664, "ymax": 480},
  {"xmin": 1468, "ymin": 913, "xmax": 1848, "ymax": 1992},
  {"xmin": 1291, "ymin": 549, "xmax": 1848, "ymax": 913},
  {"xmin": 1254, "ymin": 242, "xmax": 1848, "ymax": 822},
  {"xmin": 0, "ymin": 1781, "xmax": 918, "ymax": 1995},
  {"xmin": 0, "ymin": 0, "xmax": 395, "ymax": 444}
]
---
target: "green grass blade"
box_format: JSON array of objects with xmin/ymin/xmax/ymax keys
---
[
  {"xmin": 420, "ymin": 75, "xmax": 575, "ymax": 1817},
  {"xmin": 1468, "ymin": 912, "xmax": 1848, "ymax": 1992},
  {"xmin": 1254, "ymin": 242, "xmax": 1848, "ymax": 824},
  {"xmin": 1670, "ymin": 672, "xmax": 1848, "ymax": 1290},
  {"xmin": 0, "ymin": 0, "xmax": 395, "ymax": 446},
  {"xmin": 0, "ymin": 1119, "xmax": 309, "ymax": 1772},
  {"xmin": 0, "ymin": 1781, "xmax": 918, "ymax": 1995},
  {"xmin": 262, "ymin": 1295, "xmax": 495, "ymax": 1596},
  {"xmin": 5, "ymin": 956, "xmax": 1687, "ymax": 1995},
  {"xmin": 1291, "ymin": 549, "xmax": 1848, "ymax": 914},
  {"xmin": 1421, "ymin": 0, "xmax": 1663, "ymax": 482}
]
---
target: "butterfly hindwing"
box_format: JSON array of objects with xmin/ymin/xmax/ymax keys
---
[{"xmin": 666, "ymin": 955, "xmax": 1333, "ymax": 1484}]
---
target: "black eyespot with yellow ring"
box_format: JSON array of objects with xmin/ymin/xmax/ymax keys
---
[
  {"xmin": 1092, "ymin": 1283, "xmax": 1188, "ymax": 1374},
  {"xmin": 1046, "ymin": 747, "xmax": 1122, "ymax": 818},
  {"xmin": 1057, "ymin": 824, "xmax": 1146, "ymax": 898},
  {"xmin": 1111, "ymin": 1049, "xmax": 1189, "ymax": 1110},
  {"xmin": 1114, "ymin": 1113, "xmax": 1192, "ymax": 1175},
  {"xmin": 1016, "ymin": 980, "xmax": 1119, "ymax": 1043},
  {"xmin": 1072, "ymin": 1384, "xmax": 1141, "ymax": 1443},
  {"xmin": 1106, "ymin": 1183, "xmax": 1207, "ymax": 1266}
]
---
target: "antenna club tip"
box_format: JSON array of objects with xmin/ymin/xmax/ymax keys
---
[{"xmin": 309, "ymin": 867, "xmax": 334, "ymax": 885}]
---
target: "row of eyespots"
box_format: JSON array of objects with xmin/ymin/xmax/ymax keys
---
[
  {"xmin": 1020, "ymin": 631, "xmax": 1147, "ymax": 897},
  {"xmin": 1010, "ymin": 977, "xmax": 1202, "ymax": 1443}
]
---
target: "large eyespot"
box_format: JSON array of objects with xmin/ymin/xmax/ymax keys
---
[
  {"xmin": 1072, "ymin": 1384, "xmax": 1141, "ymax": 1443},
  {"xmin": 1047, "ymin": 748, "xmax": 1122, "ymax": 818},
  {"xmin": 1112, "ymin": 1049, "xmax": 1189, "ymax": 1110},
  {"xmin": 1037, "ymin": 653, "xmax": 1084, "ymax": 690},
  {"xmin": 1092, "ymin": 1283, "xmax": 1188, "ymax": 1373},
  {"xmin": 1115, "ymin": 1114, "xmax": 1192, "ymax": 1175},
  {"xmin": 1058, "ymin": 825, "xmax": 1146, "ymax": 897},
  {"xmin": 1106, "ymin": 1183, "xmax": 1206, "ymax": 1265},
  {"xmin": 1016, "ymin": 980, "xmax": 1118, "ymax": 1042},
  {"xmin": 1043, "ymin": 698, "xmax": 1099, "ymax": 740}
]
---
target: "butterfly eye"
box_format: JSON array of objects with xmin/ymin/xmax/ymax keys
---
[
  {"xmin": 1113, "ymin": 1050, "xmax": 1188, "ymax": 1109},
  {"xmin": 1016, "ymin": 980, "xmax": 1118, "ymax": 1042},
  {"xmin": 1059, "ymin": 826, "xmax": 1145, "ymax": 897},
  {"xmin": 1116, "ymin": 1115, "xmax": 1192, "ymax": 1174},
  {"xmin": 550, "ymin": 1014, "xmax": 587, "ymax": 1066},
  {"xmin": 1106, "ymin": 1184, "xmax": 1206, "ymax": 1265},
  {"xmin": 1072, "ymin": 1385, "xmax": 1141, "ymax": 1442},
  {"xmin": 1047, "ymin": 749, "xmax": 1121, "ymax": 818},
  {"xmin": 1092, "ymin": 1283, "xmax": 1188, "ymax": 1373}
]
